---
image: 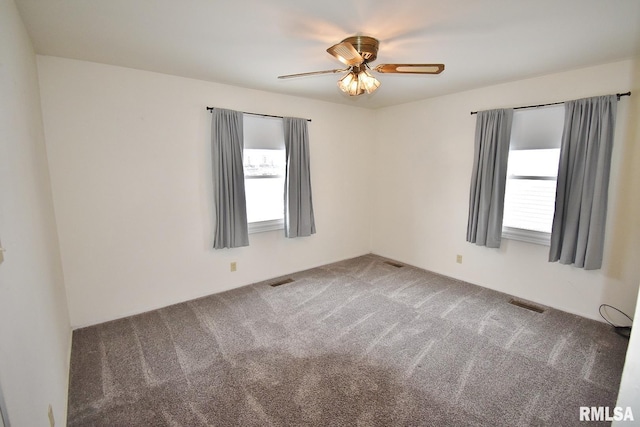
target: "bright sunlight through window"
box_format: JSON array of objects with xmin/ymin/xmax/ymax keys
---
[
  {"xmin": 243, "ymin": 115, "xmax": 286, "ymax": 233},
  {"xmin": 244, "ymin": 149, "xmax": 285, "ymax": 223},
  {"xmin": 503, "ymin": 148, "xmax": 560, "ymax": 233},
  {"xmin": 502, "ymin": 105, "xmax": 564, "ymax": 245}
]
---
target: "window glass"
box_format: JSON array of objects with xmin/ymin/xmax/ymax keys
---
[
  {"xmin": 503, "ymin": 149, "xmax": 560, "ymax": 234},
  {"xmin": 243, "ymin": 115, "xmax": 285, "ymax": 232},
  {"xmin": 243, "ymin": 149, "xmax": 285, "ymax": 223},
  {"xmin": 502, "ymin": 106, "xmax": 564, "ymax": 245}
]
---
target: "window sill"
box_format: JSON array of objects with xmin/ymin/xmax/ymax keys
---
[
  {"xmin": 248, "ymin": 219, "xmax": 284, "ymax": 234},
  {"xmin": 502, "ymin": 227, "xmax": 551, "ymax": 246}
]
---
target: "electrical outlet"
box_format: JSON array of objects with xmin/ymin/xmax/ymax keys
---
[
  {"xmin": 230, "ymin": 262, "xmax": 237, "ymax": 272},
  {"xmin": 456, "ymin": 254, "xmax": 463, "ymax": 264},
  {"xmin": 48, "ymin": 404, "xmax": 55, "ymax": 427}
]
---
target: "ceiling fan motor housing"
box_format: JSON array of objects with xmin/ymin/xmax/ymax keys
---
[{"xmin": 342, "ymin": 36, "xmax": 379, "ymax": 64}]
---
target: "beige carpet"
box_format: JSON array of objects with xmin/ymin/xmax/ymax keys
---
[{"xmin": 67, "ymin": 255, "xmax": 628, "ymax": 426}]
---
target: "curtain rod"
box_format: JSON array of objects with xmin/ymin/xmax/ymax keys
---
[
  {"xmin": 470, "ymin": 91, "xmax": 631, "ymax": 115},
  {"xmin": 206, "ymin": 106, "xmax": 311, "ymax": 122}
]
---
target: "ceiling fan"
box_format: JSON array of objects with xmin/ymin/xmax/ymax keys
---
[{"xmin": 278, "ymin": 35, "xmax": 445, "ymax": 96}]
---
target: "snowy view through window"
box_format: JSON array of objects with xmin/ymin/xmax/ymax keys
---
[{"xmin": 243, "ymin": 149, "xmax": 285, "ymax": 223}]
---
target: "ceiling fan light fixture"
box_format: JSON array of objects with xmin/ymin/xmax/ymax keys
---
[
  {"xmin": 337, "ymin": 67, "xmax": 380, "ymax": 96},
  {"xmin": 358, "ymin": 68, "xmax": 380, "ymax": 94},
  {"xmin": 337, "ymin": 71, "xmax": 364, "ymax": 96}
]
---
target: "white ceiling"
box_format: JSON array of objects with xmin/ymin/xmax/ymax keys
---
[{"xmin": 15, "ymin": 0, "xmax": 640, "ymax": 109}]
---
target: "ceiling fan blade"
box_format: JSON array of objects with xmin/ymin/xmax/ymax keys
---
[
  {"xmin": 374, "ymin": 64, "xmax": 445, "ymax": 74},
  {"xmin": 278, "ymin": 68, "xmax": 348, "ymax": 79},
  {"xmin": 326, "ymin": 41, "xmax": 364, "ymax": 66}
]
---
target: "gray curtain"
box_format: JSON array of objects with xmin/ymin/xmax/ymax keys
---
[
  {"xmin": 211, "ymin": 108, "xmax": 249, "ymax": 249},
  {"xmin": 284, "ymin": 117, "xmax": 316, "ymax": 237},
  {"xmin": 549, "ymin": 95, "xmax": 617, "ymax": 270},
  {"xmin": 466, "ymin": 108, "xmax": 513, "ymax": 248}
]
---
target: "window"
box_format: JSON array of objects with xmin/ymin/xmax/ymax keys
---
[
  {"xmin": 502, "ymin": 106, "xmax": 564, "ymax": 245},
  {"xmin": 243, "ymin": 115, "xmax": 286, "ymax": 233}
]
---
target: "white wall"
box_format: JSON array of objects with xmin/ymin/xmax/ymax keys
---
[
  {"xmin": 372, "ymin": 59, "xmax": 640, "ymax": 321},
  {"xmin": 0, "ymin": 1, "xmax": 72, "ymax": 425},
  {"xmin": 614, "ymin": 58, "xmax": 640, "ymax": 422},
  {"xmin": 37, "ymin": 56, "xmax": 375, "ymax": 327},
  {"xmin": 614, "ymin": 286, "xmax": 640, "ymax": 423}
]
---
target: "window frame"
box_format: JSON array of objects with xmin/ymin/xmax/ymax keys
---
[
  {"xmin": 502, "ymin": 226, "xmax": 552, "ymax": 246},
  {"xmin": 248, "ymin": 218, "xmax": 285, "ymax": 234}
]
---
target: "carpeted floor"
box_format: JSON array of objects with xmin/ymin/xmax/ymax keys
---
[{"xmin": 67, "ymin": 255, "xmax": 628, "ymax": 426}]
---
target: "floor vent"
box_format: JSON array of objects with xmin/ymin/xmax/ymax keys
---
[
  {"xmin": 270, "ymin": 278, "xmax": 294, "ymax": 287},
  {"xmin": 383, "ymin": 261, "xmax": 404, "ymax": 268},
  {"xmin": 509, "ymin": 299, "xmax": 545, "ymax": 313}
]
